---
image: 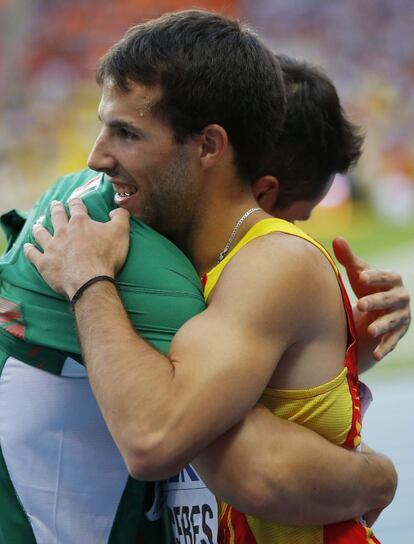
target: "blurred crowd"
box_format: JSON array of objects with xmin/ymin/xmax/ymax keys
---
[
  {"xmin": 0, "ymin": 0, "xmax": 413, "ymax": 224},
  {"xmin": 248, "ymin": 0, "xmax": 414, "ymax": 224}
]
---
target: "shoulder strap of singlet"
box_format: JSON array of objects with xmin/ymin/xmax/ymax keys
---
[{"xmin": 203, "ymin": 217, "xmax": 339, "ymax": 301}]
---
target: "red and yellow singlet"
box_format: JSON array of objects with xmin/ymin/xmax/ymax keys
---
[{"xmin": 202, "ymin": 218, "xmax": 380, "ymax": 544}]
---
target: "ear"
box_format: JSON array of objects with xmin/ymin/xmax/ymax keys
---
[
  {"xmin": 252, "ymin": 176, "xmax": 279, "ymax": 214},
  {"xmin": 198, "ymin": 124, "xmax": 228, "ymax": 169}
]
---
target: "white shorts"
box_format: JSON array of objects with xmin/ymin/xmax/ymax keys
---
[{"xmin": 0, "ymin": 356, "xmax": 129, "ymax": 544}]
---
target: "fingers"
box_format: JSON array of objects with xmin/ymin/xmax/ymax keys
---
[
  {"xmin": 68, "ymin": 197, "xmax": 88, "ymax": 217},
  {"xmin": 367, "ymin": 309, "xmax": 410, "ymax": 338},
  {"xmin": 36, "ymin": 199, "xmax": 89, "ymax": 242},
  {"xmin": 359, "ymin": 269, "xmax": 403, "ymax": 288},
  {"xmin": 50, "ymin": 200, "xmax": 69, "ymax": 231},
  {"xmin": 372, "ymin": 326, "xmax": 408, "ymax": 361},
  {"xmin": 332, "ymin": 237, "xmax": 369, "ymax": 272},
  {"xmin": 358, "ymin": 287, "xmax": 409, "ymax": 312},
  {"xmin": 368, "ymin": 306, "xmax": 409, "ymax": 360},
  {"xmin": 32, "ymin": 224, "xmax": 52, "ymax": 249},
  {"xmin": 48, "ymin": 199, "xmax": 90, "ymax": 232},
  {"xmin": 23, "ymin": 243, "xmax": 43, "ymax": 270}
]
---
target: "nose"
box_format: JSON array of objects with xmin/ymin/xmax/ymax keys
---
[{"xmin": 87, "ymin": 129, "xmax": 117, "ymax": 173}]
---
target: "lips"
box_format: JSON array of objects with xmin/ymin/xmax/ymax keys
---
[
  {"xmin": 110, "ymin": 180, "xmax": 138, "ymax": 207},
  {"xmin": 111, "ymin": 181, "xmax": 138, "ymax": 198}
]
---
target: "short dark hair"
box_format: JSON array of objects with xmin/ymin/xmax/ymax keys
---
[
  {"xmin": 96, "ymin": 10, "xmax": 286, "ymax": 182},
  {"xmin": 272, "ymin": 55, "xmax": 364, "ymax": 208}
]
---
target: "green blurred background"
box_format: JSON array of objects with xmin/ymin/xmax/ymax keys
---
[{"xmin": 0, "ymin": 1, "xmax": 413, "ymax": 541}]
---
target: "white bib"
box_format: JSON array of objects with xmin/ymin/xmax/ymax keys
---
[{"xmin": 164, "ymin": 464, "xmax": 218, "ymax": 543}]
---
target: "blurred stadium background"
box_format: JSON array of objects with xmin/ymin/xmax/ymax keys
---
[{"xmin": 0, "ymin": 1, "xmax": 412, "ymax": 541}]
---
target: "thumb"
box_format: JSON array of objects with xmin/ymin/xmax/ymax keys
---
[
  {"xmin": 332, "ymin": 236, "xmax": 367, "ymax": 273},
  {"xmin": 109, "ymin": 207, "xmax": 130, "ymax": 224}
]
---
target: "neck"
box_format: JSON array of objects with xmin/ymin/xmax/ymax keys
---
[{"xmin": 185, "ymin": 190, "xmax": 268, "ymax": 277}]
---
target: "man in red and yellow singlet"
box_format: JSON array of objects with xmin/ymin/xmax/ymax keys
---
[{"xmin": 203, "ymin": 218, "xmax": 380, "ymax": 543}]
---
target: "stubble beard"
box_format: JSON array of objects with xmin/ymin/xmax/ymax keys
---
[{"xmin": 144, "ymin": 148, "xmax": 201, "ymax": 253}]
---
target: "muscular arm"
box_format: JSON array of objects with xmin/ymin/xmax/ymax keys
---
[
  {"xmin": 70, "ymin": 277, "xmax": 397, "ymax": 524},
  {"xmin": 73, "ymin": 275, "xmax": 397, "ymax": 525},
  {"xmin": 25, "ymin": 200, "xmax": 397, "ymax": 525},
  {"xmin": 60, "ymin": 240, "xmax": 301, "ymax": 479},
  {"xmin": 193, "ymin": 404, "xmax": 396, "ymax": 525},
  {"xmin": 26, "ymin": 200, "xmax": 305, "ymax": 478}
]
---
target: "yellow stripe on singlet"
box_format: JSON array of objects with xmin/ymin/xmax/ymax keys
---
[{"xmin": 203, "ymin": 218, "xmax": 338, "ymax": 302}]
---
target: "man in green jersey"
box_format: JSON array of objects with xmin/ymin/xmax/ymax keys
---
[
  {"xmin": 0, "ymin": 169, "xmax": 199, "ymax": 543},
  {"xmin": 2, "ymin": 8, "xmax": 410, "ymax": 544}
]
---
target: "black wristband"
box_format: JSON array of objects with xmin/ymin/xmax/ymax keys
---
[{"xmin": 70, "ymin": 275, "xmax": 116, "ymax": 310}]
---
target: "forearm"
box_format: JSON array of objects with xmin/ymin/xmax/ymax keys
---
[
  {"xmin": 74, "ymin": 281, "xmax": 188, "ymax": 478},
  {"xmin": 73, "ymin": 281, "xmax": 260, "ymax": 479},
  {"xmin": 193, "ymin": 405, "xmax": 397, "ymax": 526}
]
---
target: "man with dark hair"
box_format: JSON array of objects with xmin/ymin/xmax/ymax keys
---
[
  {"xmin": 193, "ymin": 56, "xmax": 394, "ymax": 543},
  {"xmin": 95, "ymin": 9, "xmax": 285, "ymax": 184},
  {"xmin": 162, "ymin": 56, "xmax": 404, "ymax": 543},
  {"xmin": 1, "ymin": 11, "xmax": 408, "ymax": 543},
  {"xmin": 267, "ymin": 54, "xmax": 364, "ymax": 210},
  {"xmin": 254, "ymin": 55, "xmax": 402, "ymax": 366}
]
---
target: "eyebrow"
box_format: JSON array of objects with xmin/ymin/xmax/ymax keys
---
[{"xmin": 97, "ymin": 113, "xmax": 146, "ymax": 138}]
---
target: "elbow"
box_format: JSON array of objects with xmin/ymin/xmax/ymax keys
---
[
  {"xmin": 376, "ymin": 455, "xmax": 398, "ymax": 508},
  {"xmin": 237, "ymin": 481, "xmax": 282, "ymax": 520},
  {"xmin": 114, "ymin": 404, "xmax": 202, "ymax": 480},
  {"xmin": 125, "ymin": 456, "xmax": 164, "ymax": 482},
  {"xmin": 121, "ymin": 428, "xmax": 187, "ymax": 481},
  {"xmin": 230, "ymin": 460, "xmax": 299, "ymax": 523}
]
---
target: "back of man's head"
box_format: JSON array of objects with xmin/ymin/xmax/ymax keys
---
[
  {"xmin": 272, "ymin": 55, "xmax": 364, "ymax": 209},
  {"xmin": 96, "ymin": 9, "xmax": 286, "ymax": 183}
]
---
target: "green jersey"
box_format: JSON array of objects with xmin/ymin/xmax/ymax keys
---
[
  {"xmin": 0, "ymin": 168, "xmax": 205, "ymax": 370},
  {"xmin": 0, "ymin": 169, "xmax": 206, "ymax": 544}
]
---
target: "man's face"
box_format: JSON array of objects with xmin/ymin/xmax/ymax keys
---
[
  {"xmin": 279, "ymin": 174, "xmax": 336, "ymax": 222},
  {"xmin": 255, "ymin": 174, "xmax": 337, "ymax": 223},
  {"xmin": 88, "ymin": 80, "xmax": 201, "ymax": 239},
  {"xmin": 278, "ymin": 197, "xmax": 322, "ymax": 222}
]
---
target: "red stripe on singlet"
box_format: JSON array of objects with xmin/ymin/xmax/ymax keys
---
[
  {"xmin": 218, "ymin": 503, "xmax": 257, "ymax": 543},
  {"xmin": 336, "ymin": 273, "xmax": 362, "ymax": 449},
  {"xmin": 324, "ymin": 520, "xmax": 380, "ymax": 543}
]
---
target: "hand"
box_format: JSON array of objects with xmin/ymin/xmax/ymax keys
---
[
  {"xmin": 333, "ymin": 237, "xmax": 411, "ymax": 364},
  {"xmin": 24, "ymin": 199, "xmax": 131, "ymax": 299},
  {"xmin": 360, "ymin": 442, "xmax": 397, "ymax": 527}
]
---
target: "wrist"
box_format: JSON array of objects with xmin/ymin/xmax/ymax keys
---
[
  {"xmin": 69, "ymin": 275, "xmax": 116, "ymax": 306},
  {"xmin": 66, "ymin": 269, "xmax": 115, "ymax": 300}
]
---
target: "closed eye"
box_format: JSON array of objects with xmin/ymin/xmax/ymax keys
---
[
  {"xmin": 116, "ymin": 127, "xmax": 140, "ymax": 141},
  {"xmin": 101, "ymin": 117, "xmax": 145, "ymax": 141}
]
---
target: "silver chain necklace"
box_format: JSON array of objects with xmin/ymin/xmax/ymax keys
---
[{"xmin": 218, "ymin": 207, "xmax": 262, "ymax": 263}]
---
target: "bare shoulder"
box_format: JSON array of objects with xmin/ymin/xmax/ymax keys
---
[
  {"xmin": 202, "ymin": 232, "xmax": 335, "ymax": 344},
  {"xmin": 171, "ymin": 230, "xmax": 341, "ymax": 366},
  {"xmin": 213, "ymin": 231, "xmax": 335, "ymax": 303}
]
